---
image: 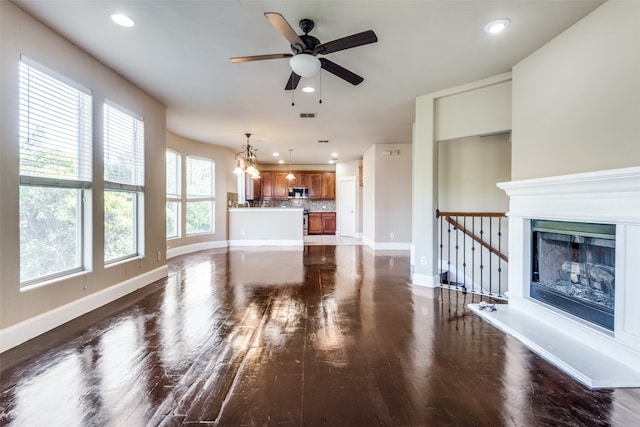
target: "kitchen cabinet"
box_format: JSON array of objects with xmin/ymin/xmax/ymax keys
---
[
  {"xmin": 261, "ymin": 171, "xmax": 274, "ymax": 200},
  {"xmin": 308, "ymin": 212, "xmax": 336, "ymax": 235},
  {"xmin": 308, "ymin": 173, "xmax": 322, "ymax": 199},
  {"xmin": 310, "ymin": 172, "xmax": 335, "ymax": 199},
  {"xmin": 321, "ymin": 172, "xmax": 335, "ymax": 199},
  {"xmin": 273, "ymin": 172, "xmax": 289, "ymax": 200},
  {"xmin": 294, "ymin": 172, "xmax": 308, "ymax": 188}
]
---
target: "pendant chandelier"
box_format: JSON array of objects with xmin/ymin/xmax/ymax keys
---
[
  {"xmin": 233, "ymin": 133, "xmax": 261, "ymax": 179},
  {"xmin": 286, "ymin": 149, "xmax": 295, "ymax": 181}
]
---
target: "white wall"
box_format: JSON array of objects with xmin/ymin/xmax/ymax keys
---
[
  {"xmin": 438, "ymin": 134, "xmax": 511, "ymax": 212},
  {"xmin": 512, "ymin": 1, "xmax": 640, "ymax": 180},
  {"xmin": 0, "ymin": 3, "xmax": 166, "ymax": 335}
]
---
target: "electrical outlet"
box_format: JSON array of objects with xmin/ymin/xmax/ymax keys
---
[
  {"xmin": 420, "ymin": 256, "xmax": 427, "ymax": 265},
  {"xmin": 157, "ymin": 251, "xmax": 161, "ymax": 261},
  {"xmin": 390, "ymin": 233, "xmax": 394, "ymax": 240}
]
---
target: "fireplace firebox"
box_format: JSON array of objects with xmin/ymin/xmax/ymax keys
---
[{"xmin": 531, "ymin": 220, "xmax": 615, "ymax": 331}]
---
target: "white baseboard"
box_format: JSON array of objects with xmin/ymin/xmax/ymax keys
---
[
  {"xmin": 411, "ymin": 272, "xmax": 440, "ymax": 288},
  {"xmin": 167, "ymin": 240, "xmax": 228, "ymax": 259},
  {"xmin": 0, "ymin": 266, "xmax": 168, "ymax": 353},
  {"xmin": 228, "ymin": 239, "xmax": 303, "ymax": 247},
  {"xmin": 362, "ymin": 237, "xmax": 411, "ymax": 251}
]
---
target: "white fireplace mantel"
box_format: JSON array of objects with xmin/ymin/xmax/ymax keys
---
[{"xmin": 471, "ymin": 166, "xmax": 640, "ymax": 388}]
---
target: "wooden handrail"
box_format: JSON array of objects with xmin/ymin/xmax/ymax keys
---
[
  {"xmin": 436, "ymin": 209, "xmax": 506, "ymax": 218},
  {"xmin": 437, "ymin": 210, "xmax": 508, "ymax": 262}
]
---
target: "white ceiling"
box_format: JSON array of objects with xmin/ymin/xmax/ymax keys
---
[{"xmin": 14, "ymin": 0, "xmax": 604, "ymax": 165}]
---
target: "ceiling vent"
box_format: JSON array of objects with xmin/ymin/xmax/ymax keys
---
[
  {"xmin": 299, "ymin": 113, "xmax": 316, "ymax": 118},
  {"xmin": 317, "ymin": 140, "xmax": 329, "ymax": 144}
]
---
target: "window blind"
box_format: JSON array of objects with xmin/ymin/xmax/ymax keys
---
[
  {"xmin": 186, "ymin": 156, "xmax": 214, "ymax": 198},
  {"xmin": 19, "ymin": 60, "xmax": 92, "ymax": 183},
  {"xmin": 104, "ymin": 102, "xmax": 144, "ymax": 189}
]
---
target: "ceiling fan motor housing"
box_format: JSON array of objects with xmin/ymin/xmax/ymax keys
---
[{"xmin": 292, "ymin": 34, "xmax": 320, "ymax": 55}]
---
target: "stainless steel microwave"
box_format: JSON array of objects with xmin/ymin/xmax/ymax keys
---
[{"xmin": 288, "ymin": 187, "xmax": 308, "ymax": 199}]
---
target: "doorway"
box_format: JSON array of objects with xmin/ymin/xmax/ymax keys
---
[{"xmin": 338, "ymin": 177, "xmax": 356, "ymax": 237}]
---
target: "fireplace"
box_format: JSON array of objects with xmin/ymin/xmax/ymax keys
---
[
  {"xmin": 530, "ymin": 220, "xmax": 615, "ymax": 330},
  {"xmin": 474, "ymin": 166, "xmax": 640, "ymax": 388}
]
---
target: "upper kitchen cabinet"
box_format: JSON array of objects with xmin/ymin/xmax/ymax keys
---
[
  {"xmin": 293, "ymin": 172, "xmax": 308, "ymax": 188},
  {"xmin": 321, "ymin": 172, "xmax": 335, "ymax": 199},
  {"xmin": 273, "ymin": 172, "xmax": 289, "ymax": 200},
  {"xmin": 261, "ymin": 171, "xmax": 274, "ymax": 200},
  {"xmin": 308, "ymin": 173, "xmax": 322, "ymax": 199},
  {"xmin": 309, "ymin": 171, "xmax": 335, "ymax": 200}
]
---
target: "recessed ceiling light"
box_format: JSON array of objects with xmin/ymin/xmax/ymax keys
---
[
  {"xmin": 328, "ymin": 159, "xmax": 335, "ymax": 164},
  {"xmin": 278, "ymin": 159, "xmax": 285, "ymax": 164},
  {"xmin": 484, "ymin": 18, "xmax": 510, "ymax": 34},
  {"xmin": 331, "ymin": 152, "xmax": 338, "ymax": 157},
  {"xmin": 273, "ymin": 152, "xmax": 279, "ymax": 157},
  {"xmin": 111, "ymin": 13, "xmax": 135, "ymax": 27},
  {"xmin": 302, "ymin": 86, "xmax": 315, "ymax": 93}
]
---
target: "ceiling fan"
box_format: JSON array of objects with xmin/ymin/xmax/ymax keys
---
[{"xmin": 230, "ymin": 12, "xmax": 378, "ymax": 90}]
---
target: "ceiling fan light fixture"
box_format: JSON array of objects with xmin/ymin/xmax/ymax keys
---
[{"xmin": 289, "ymin": 54, "xmax": 321, "ymax": 77}]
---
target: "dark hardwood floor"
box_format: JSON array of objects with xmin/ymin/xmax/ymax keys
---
[{"xmin": 1, "ymin": 245, "xmax": 639, "ymax": 426}]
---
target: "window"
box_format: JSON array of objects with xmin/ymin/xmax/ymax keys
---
[
  {"xmin": 103, "ymin": 101, "xmax": 144, "ymax": 263},
  {"xmin": 18, "ymin": 58, "xmax": 92, "ymax": 286},
  {"xmin": 186, "ymin": 156, "xmax": 214, "ymax": 235},
  {"xmin": 166, "ymin": 150, "xmax": 181, "ymax": 239}
]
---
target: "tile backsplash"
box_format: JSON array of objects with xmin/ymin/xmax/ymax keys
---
[{"xmin": 250, "ymin": 199, "xmax": 336, "ymax": 211}]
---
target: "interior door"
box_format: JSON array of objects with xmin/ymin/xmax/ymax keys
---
[{"xmin": 339, "ymin": 177, "xmax": 356, "ymax": 237}]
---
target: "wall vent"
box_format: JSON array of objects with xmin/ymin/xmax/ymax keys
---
[
  {"xmin": 318, "ymin": 140, "xmax": 329, "ymax": 144},
  {"xmin": 299, "ymin": 113, "xmax": 316, "ymax": 118}
]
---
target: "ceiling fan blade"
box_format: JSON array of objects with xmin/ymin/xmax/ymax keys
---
[
  {"xmin": 315, "ymin": 30, "xmax": 378, "ymax": 55},
  {"xmin": 285, "ymin": 72, "xmax": 301, "ymax": 90},
  {"xmin": 230, "ymin": 53, "xmax": 292, "ymax": 63},
  {"xmin": 264, "ymin": 12, "xmax": 306, "ymax": 52},
  {"xmin": 319, "ymin": 58, "xmax": 364, "ymax": 86}
]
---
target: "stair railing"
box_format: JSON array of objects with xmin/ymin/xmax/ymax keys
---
[{"xmin": 435, "ymin": 210, "xmax": 509, "ymax": 300}]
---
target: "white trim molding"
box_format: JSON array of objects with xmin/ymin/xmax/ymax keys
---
[
  {"xmin": 167, "ymin": 240, "xmax": 228, "ymax": 259},
  {"xmin": 0, "ymin": 266, "xmax": 168, "ymax": 352}
]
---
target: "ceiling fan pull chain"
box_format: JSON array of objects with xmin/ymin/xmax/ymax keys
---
[
  {"xmin": 319, "ymin": 71, "xmax": 323, "ymax": 104},
  {"xmin": 291, "ymin": 87, "xmax": 295, "ymax": 106}
]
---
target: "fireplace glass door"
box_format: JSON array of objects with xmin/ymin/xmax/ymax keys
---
[{"xmin": 531, "ymin": 220, "xmax": 615, "ymax": 330}]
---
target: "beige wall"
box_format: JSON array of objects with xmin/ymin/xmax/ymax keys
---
[
  {"xmin": 436, "ymin": 81, "xmax": 512, "ymax": 142},
  {"xmin": 0, "ymin": 3, "xmax": 166, "ymax": 329},
  {"xmin": 438, "ymin": 134, "xmax": 511, "ymax": 212},
  {"xmin": 165, "ymin": 131, "xmax": 236, "ymax": 251},
  {"xmin": 512, "ymin": 1, "xmax": 640, "ymax": 180},
  {"xmin": 363, "ymin": 143, "xmax": 413, "ymax": 247}
]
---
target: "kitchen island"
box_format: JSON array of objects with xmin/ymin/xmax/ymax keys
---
[{"xmin": 228, "ymin": 207, "xmax": 303, "ymax": 246}]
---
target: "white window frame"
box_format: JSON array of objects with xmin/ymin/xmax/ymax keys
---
[
  {"xmin": 185, "ymin": 155, "xmax": 215, "ymax": 235},
  {"xmin": 103, "ymin": 100, "xmax": 145, "ymax": 264},
  {"xmin": 166, "ymin": 149, "xmax": 181, "ymax": 239},
  {"xmin": 18, "ymin": 57, "xmax": 93, "ymax": 287}
]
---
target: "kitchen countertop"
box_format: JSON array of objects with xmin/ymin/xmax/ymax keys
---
[{"xmin": 228, "ymin": 207, "xmax": 303, "ymax": 212}]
